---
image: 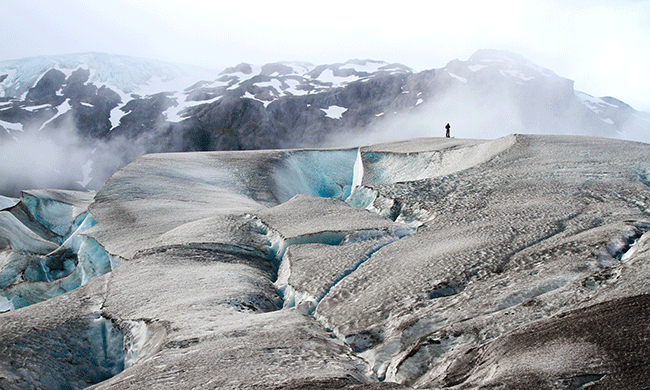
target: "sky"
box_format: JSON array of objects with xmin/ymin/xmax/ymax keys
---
[{"xmin": 2, "ymin": 0, "xmax": 650, "ymax": 112}]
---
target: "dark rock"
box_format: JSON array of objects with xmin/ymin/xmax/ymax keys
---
[{"xmin": 25, "ymin": 68, "xmax": 66, "ymax": 105}]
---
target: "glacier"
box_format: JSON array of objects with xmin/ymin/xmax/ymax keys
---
[{"xmin": 1, "ymin": 134, "xmax": 650, "ymax": 389}]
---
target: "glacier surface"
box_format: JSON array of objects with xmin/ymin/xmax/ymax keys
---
[{"xmin": 1, "ymin": 134, "xmax": 650, "ymax": 389}]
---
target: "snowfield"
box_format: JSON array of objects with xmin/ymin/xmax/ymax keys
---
[{"xmin": 1, "ymin": 134, "xmax": 650, "ymax": 389}]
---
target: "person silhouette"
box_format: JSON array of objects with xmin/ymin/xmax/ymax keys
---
[{"xmin": 445, "ymin": 123, "xmax": 451, "ymax": 138}]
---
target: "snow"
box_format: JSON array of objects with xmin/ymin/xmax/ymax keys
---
[
  {"xmin": 0, "ymin": 53, "xmax": 218, "ymax": 99},
  {"xmin": 576, "ymin": 91, "xmax": 618, "ymax": 107},
  {"xmin": 198, "ymin": 78, "xmax": 230, "ymax": 89},
  {"xmin": 109, "ymin": 105, "xmax": 124, "ymax": 129},
  {"xmin": 286, "ymin": 62, "xmax": 315, "ymax": 75},
  {"xmin": 79, "ymin": 101, "xmax": 94, "ymax": 108},
  {"xmin": 601, "ymin": 118, "xmax": 615, "ymax": 125},
  {"xmin": 0, "ymin": 69, "xmax": 17, "ymax": 97},
  {"xmin": 576, "ymin": 91, "xmax": 619, "ymax": 115},
  {"xmin": 0, "ymin": 119, "xmax": 22, "ymax": 132},
  {"xmin": 416, "ymin": 98, "xmax": 424, "ymax": 106},
  {"xmin": 284, "ymin": 79, "xmax": 309, "ymax": 96},
  {"xmin": 447, "ymin": 71, "xmax": 467, "ymax": 83},
  {"xmin": 39, "ymin": 99, "xmax": 71, "ymax": 131},
  {"xmin": 255, "ymin": 79, "xmax": 283, "ymax": 93},
  {"xmin": 163, "ymin": 95, "xmax": 221, "ymax": 122},
  {"xmin": 526, "ymin": 61, "xmax": 555, "ymax": 77},
  {"xmin": 479, "ymin": 53, "xmax": 517, "ymax": 65},
  {"xmin": 468, "ymin": 64, "xmax": 487, "ymax": 72},
  {"xmin": 375, "ymin": 112, "xmax": 385, "ymax": 117},
  {"xmin": 315, "ymin": 69, "xmax": 361, "ymax": 86},
  {"xmin": 321, "ymin": 105, "xmax": 348, "ymax": 119},
  {"xmin": 223, "ymin": 66, "xmax": 262, "ymax": 85},
  {"xmin": 243, "ymin": 91, "xmax": 272, "ymax": 107},
  {"xmin": 23, "ymin": 103, "xmax": 51, "ymax": 112},
  {"xmin": 339, "ymin": 60, "xmax": 387, "ymax": 74},
  {"xmin": 501, "ymin": 69, "xmax": 536, "ymax": 81},
  {"xmin": 77, "ymin": 159, "xmax": 93, "ymax": 187}
]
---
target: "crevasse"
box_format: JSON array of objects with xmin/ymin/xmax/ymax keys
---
[{"xmin": 0, "ymin": 195, "xmax": 121, "ymax": 311}]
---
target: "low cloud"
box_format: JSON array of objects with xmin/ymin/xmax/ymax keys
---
[
  {"xmin": 326, "ymin": 84, "xmax": 527, "ymax": 148},
  {"xmin": 0, "ymin": 116, "xmax": 155, "ymax": 198}
]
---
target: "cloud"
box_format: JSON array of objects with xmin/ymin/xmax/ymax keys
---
[
  {"xmin": 0, "ymin": 112, "xmax": 157, "ymax": 197},
  {"xmin": 325, "ymin": 83, "xmax": 527, "ymax": 148},
  {"xmin": 0, "ymin": 117, "xmax": 91, "ymax": 197}
]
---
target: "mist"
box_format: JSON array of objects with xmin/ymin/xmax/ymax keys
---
[
  {"xmin": 325, "ymin": 84, "xmax": 528, "ymax": 148},
  {"xmin": 324, "ymin": 78, "xmax": 647, "ymax": 149},
  {"xmin": 0, "ymin": 119, "xmax": 155, "ymax": 198}
]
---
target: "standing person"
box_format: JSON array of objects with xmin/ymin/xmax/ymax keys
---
[{"xmin": 445, "ymin": 123, "xmax": 451, "ymax": 138}]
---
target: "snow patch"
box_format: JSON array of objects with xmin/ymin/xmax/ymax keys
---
[
  {"xmin": 446, "ymin": 72, "xmax": 467, "ymax": 83},
  {"xmin": 339, "ymin": 60, "xmax": 387, "ymax": 74},
  {"xmin": 40, "ymin": 99, "xmax": 71, "ymax": 131},
  {"xmin": 255, "ymin": 79, "xmax": 283, "ymax": 94},
  {"xmin": 468, "ymin": 64, "xmax": 487, "ymax": 72},
  {"xmin": 576, "ymin": 91, "xmax": 619, "ymax": 115},
  {"xmin": 284, "ymin": 79, "xmax": 309, "ymax": 96},
  {"xmin": 501, "ymin": 69, "xmax": 536, "ymax": 81},
  {"xmin": 77, "ymin": 159, "xmax": 93, "ymax": 187},
  {"xmin": 315, "ymin": 69, "xmax": 361, "ymax": 86},
  {"xmin": 164, "ymin": 95, "xmax": 221, "ymax": 122},
  {"xmin": 23, "ymin": 103, "xmax": 52, "ymax": 112},
  {"xmin": 109, "ymin": 105, "xmax": 124, "ymax": 129},
  {"xmin": 0, "ymin": 119, "xmax": 22, "ymax": 132},
  {"xmin": 321, "ymin": 105, "xmax": 348, "ymax": 119}
]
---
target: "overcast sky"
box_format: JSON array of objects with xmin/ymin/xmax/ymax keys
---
[{"xmin": 2, "ymin": 0, "xmax": 649, "ymax": 111}]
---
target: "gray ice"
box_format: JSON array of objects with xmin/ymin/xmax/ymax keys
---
[{"xmin": 2, "ymin": 134, "xmax": 650, "ymax": 389}]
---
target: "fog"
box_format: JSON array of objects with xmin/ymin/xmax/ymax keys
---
[
  {"xmin": 0, "ymin": 120, "xmax": 157, "ymax": 198},
  {"xmin": 330, "ymin": 90, "xmax": 526, "ymax": 148},
  {"xmin": 0, "ymin": 118, "xmax": 89, "ymax": 197},
  {"xmin": 324, "ymin": 80, "xmax": 626, "ymax": 148}
]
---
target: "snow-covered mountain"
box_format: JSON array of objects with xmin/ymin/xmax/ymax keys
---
[
  {"xmin": 1, "ymin": 134, "xmax": 650, "ymax": 389},
  {"xmin": 0, "ymin": 51, "xmax": 649, "ymax": 197},
  {"xmin": 0, "ymin": 52, "xmax": 215, "ymax": 98}
]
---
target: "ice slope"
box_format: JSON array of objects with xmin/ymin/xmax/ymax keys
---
[{"xmin": 2, "ymin": 134, "xmax": 650, "ymax": 389}]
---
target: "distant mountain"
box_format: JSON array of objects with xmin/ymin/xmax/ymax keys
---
[{"xmin": 0, "ymin": 50, "xmax": 648, "ymax": 196}]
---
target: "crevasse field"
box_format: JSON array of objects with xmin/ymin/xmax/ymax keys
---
[{"xmin": 1, "ymin": 134, "xmax": 650, "ymax": 389}]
